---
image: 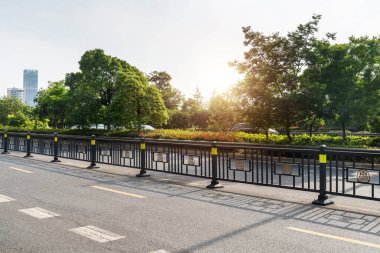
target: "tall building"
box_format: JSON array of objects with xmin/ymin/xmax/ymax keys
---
[
  {"xmin": 7, "ymin": 87, "xmax": 24, "ymax": 101},
  {"xmin": 23, "ymin": 69, "xmax": 38, "ymax": 106}
]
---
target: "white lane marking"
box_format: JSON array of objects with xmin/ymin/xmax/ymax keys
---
[
  {"xmin": 0, "ymin": 194, "xmax": 15, "ymax": 202},
  {"xmin": 9, "ymin": 167, "xmax": 34, "ymax": 174},
  {"xmin": 18, "ymin": 207, "xmax": 60, "ymax": 219},
  {"xmin": 91, "ymin": 186, "xmax": 145, "ymax": 199},
  {"xmin": 288, "ymin": 226, "xmax": 380, "ymax": 249},
  {"xmin": 149, "ymin": 250, "xmax": 171, "ymax": 253},
  {"xmin": 70, "ymin": 226, "xmax": 125, "ymax": 243}
]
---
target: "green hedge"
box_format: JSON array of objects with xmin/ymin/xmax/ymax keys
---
[{"xmin": 1, "ymin": 127, "xmax": 379, "ymax": 149}]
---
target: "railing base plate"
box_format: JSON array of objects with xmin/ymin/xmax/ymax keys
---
[
  {"xmin": 312, "ymin": 198, "xmax": 334, "ymax": 206},
  {"xmin": 50, "ymin": 159, "xmax": 61, "ymax": 163},
  {"xmin": 136, "ymin": 173, "xmax": 150, "ymax": 178},
  {"xmin": 206, "ymin": 184, "xmax": 224, "ymax": 189},
  {"xmin": 24, "ymin": 154, "xmax": 33, "ymax": 158},
  {"xmin": 87, "ymin": 165, "xmax": 99, "ymax": 169}
]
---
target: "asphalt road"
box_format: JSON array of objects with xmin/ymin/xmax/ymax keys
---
[{"xmin": 1, "ymin": 153, "xmax": 380, "ymax": 252}]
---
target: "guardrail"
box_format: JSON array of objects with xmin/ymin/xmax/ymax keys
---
[{"xmin": 1, "ymin": 131, "xmax": 380, "ymax": 204}]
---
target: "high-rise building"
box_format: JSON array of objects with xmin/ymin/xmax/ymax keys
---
[
  {"xmin": 7, "ymin": 87, "xmax": 24, "ymax": 101},
  {"xmin": 23, "ymin": 69, "xmax": 38, "ymax": 106}
]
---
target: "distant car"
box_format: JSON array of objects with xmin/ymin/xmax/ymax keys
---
[
  {"xmin": 268, "ymin": 128, "xmax": 279, "ymax": 134},
  {"xmin": 230, "ymin": 123, "xmax": 279, "ymax": 134},
  {"xmin": 139, "ymin": 125, "xmax": 156, "ymax": 131},
  {"xmin": 230, "ymin": 123, "xmax": 257, "ymax": 133}
]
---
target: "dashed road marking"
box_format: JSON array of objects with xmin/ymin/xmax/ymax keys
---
[
  {"xmin": 0, "ymin": 194, "xmax": 15, "ymax": 202},
  {"xmin": 91, "ymin": 185, "xmax": 145, "ymax": 199},
  {"xmin": 70, "ymin": 225, "xmax": 125, "ymax": 243},
  {"xmin": 18, "ymin": 207, "xmax": 60, "ymax": 219},
  {"xmin": 149, "ymin": 250, "xmax": 171, "ymax": 253},
  {"xmin": 287, "ymin": 226, "xmax": 380, "ymax": 249},
  {"xmin": 9, "ymin": 166, "xmax": 34, "ymax": 174}
]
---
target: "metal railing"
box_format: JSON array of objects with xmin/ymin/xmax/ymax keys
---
[{"xmin": 1, "ymin": 131, "xmax": 380, "ymax": 204}]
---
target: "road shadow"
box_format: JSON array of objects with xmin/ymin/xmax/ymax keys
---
[{"xmin": 2, "ymin": 155, "xmax": 380, "ymax": 239}]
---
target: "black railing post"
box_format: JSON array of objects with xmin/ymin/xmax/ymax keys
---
[
  {"xmin": 207, "ymin": 141, "xmax": 223, "ymax": 189},
  {"xmin": 313, "ymin": 145, "xmax": 333, "ymax": 206},
  {"xmin": 1, "ymin": 131, "xmax": 10, "ymax": 154},
  {"xmin": 87, "ymin": 135, "xmax": 99, "ymax": 169},
  {"xmin": 136, "ymin": 138, "xmax": 150, "ymax": 177},
  {"xmin": 24, "ymin": 132, "xmax": 33, "ymax": 158},
  {"xmin": 51, "ymin": 133, "xmax": 61, "ymax": 162}
]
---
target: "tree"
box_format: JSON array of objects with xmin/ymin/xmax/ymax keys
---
[
  {"xmin": 65, "ymin": 49, "xmax": 168, "ymax": 129},
  {"xmin": 306, "ymin": 36, "xmax": 380, "ymax": 139},
  {"xmin": 6, "ymin": 111, "xmax": 29, "ymax": 127},
  {"xmin": 179, "ymin": 88, "xmax": 209, "ymax": 130},
  {"xmin": 148, "ymin": 71, "xmax": 184, "ymax": 111},
  {"xmin": 0, "ymin": 96, "xmax": 30, "ymax": 126},
  {"xmin": 296, "ymin": 77, "xmax": 326, "ymax": 136},
  {"xmin": 34, "ymin": 81, "xmax": 70, "ymax": 128},
  {"xmin": 233, "ymin": 15, "xmax": 323, "ymax": 142},
  {"xmin": 107, "ymin": 72, "xmax": 168, "ymax": 129},
  {"xmin": 233, "ymin": 78, "xmax": 277, "ymax": 140},
  {"xmin": 207, "ymin": 94, "xmax": 238, "ymax": 131}
]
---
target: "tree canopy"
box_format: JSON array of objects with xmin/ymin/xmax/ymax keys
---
[{"xmin": 64, "ymin": 49, "xmax": 168, "ymax": 129}]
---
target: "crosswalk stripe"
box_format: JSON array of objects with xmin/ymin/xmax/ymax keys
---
[
  {"xmin": 18, "ymin": 207, "xmax": 60, "ymax": 219},
  {"xmin": 0, "ymin": 194, "xmax": 15, "ymax": 202},
  {"xmin": 70, "ymin": 226, "xmax": 125, "ymax": 243}
]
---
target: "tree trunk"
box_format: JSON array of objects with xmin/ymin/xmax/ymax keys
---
[
  {"xmin": 265, "ymin": 129, "xmax": 269, "ymax": 142},
  {"xmin": 285, "ymin": 119, "xmax": 292, "ymax": 143},
  {"xmin": 309, "ymin": 125, "xmax": 313, "ymax": 137},
  {"xmin": 342, "ymin": 121, "xmax": 346, "ymax": 141},
  {"xmin": 286, "ymin": 127, "xmax": 292, "ymax": 143}
]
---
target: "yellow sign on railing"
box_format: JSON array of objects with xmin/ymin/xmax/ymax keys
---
[
  {"xmin": 319, "ymin": 154, "xmax": 327, "ymax": 164},
  {"xmin": 54, "ymin": 137, "xmax": 58, "ymax": 142},
  {"xmin": 91, "ymin": 139, "xmax": 96, "ymax": 145},
  {"xmin": 4, "ymin": 134, "xmax": 7, "ymax": 138},
  {"xmin": 211, "ymin": 147, "xmax": 218, "ymax": 155},
  {"xmin": 140, "ymin": 143, "xmax": 146, "ymax": 150},
  {"xmin": 27, "ymin": 135, "xmax": 30, "ymax": 140}
]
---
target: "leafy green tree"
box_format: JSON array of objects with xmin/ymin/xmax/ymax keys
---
[
  {"xmin": 107, "ymin": 72, "xmax": 168, "ymax": 129},
  {"xmin": 306, "ymin": 37, "xmax": 380, "ymax": 139},
  {"xmin": 34, "ymin": 81, "xmax": 70, "ymax": 128},
  {"xmin": 22, "ymin": 118, "xmax": 49, "ymax": 130},
  {"xmin": 148, "ymin": 71, "xmax": 184, "ymax": 110},
  {"xmin": 233, "ymin": 78, "xmax": 276, "ymax": 140},
  {"xmin": 233, "ymin": 15, "xmax": 322, "ymax": 142},
  {"xmin": 65, "ymin": 49, "xmax": 168, "ymax": 129},
  {"xmin": 207, "ymin": 94, "xmax": 238, "ymax": 131},
  {"xmin": 0, "ymin": 96, "xmax": 30, "ymax": 126},
  {"xmin": 296, "ymin": 76, "xmax": 327, "ymax": 136},
  {"xmin": 167, "ymin": 110, "xmax": 191, "ymax": 129},
  {"xmin": 6, "ymin": 111, "xmax": 29, "ymax": 127},
  {"xmin": 179, "ymin": 88, "xmax": 209, "ymax": 130}
]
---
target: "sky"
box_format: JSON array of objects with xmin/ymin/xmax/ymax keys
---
[{"xmin": 1, "ymin": 0, "xmax": 379, "ymax": 101}]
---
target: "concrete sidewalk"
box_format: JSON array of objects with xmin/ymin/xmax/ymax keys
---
[{"xmin": 3, "ymin": 150, "xmax": 380, "ymax": 217}]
